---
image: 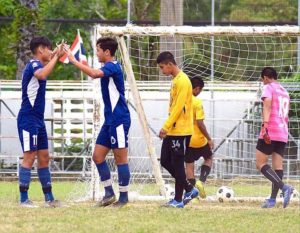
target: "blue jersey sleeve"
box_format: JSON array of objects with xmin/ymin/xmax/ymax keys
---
[
  {"xmin": 100, "ymin": 62, "xmax": 117, "ymax": 78},
  {"xmin": 30, "ymin": 60, "xmax": 43, "ymax": 74}
]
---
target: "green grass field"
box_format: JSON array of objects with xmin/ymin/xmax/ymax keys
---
[{"xmin": 0, "ymin": 181, "xmax": 299, "ymax": 233}]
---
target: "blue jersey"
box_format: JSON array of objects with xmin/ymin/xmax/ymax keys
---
[
  {"xmin": 100, "ymin": 61, "xmax": 130, "ymax": 125},
  {"xmin": 19, "ymin": 59, "xmax": 46, "ymax": 119}
]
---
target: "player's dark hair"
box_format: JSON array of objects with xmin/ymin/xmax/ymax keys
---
[
  {"xmin": 191, "ymin": 76, "xmax": 205, "ymax": 89},
  {"xmin": 261, "ymin": 67, "xmax": 278, "ymax": 80},
  {"xmin": 30, "ymin": 36, "xmax": 52, "ymax": 54},
  {"xmin": 96, "ymin": 37, "xmax": 118, "ymax": 56},
  {"xmin": 156, "ymin": 51, "xmax": 177, "ymax": 65}
]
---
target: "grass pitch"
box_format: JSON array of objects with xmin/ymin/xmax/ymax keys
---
[{"xmin": 0, "ymin": 181, "xmax": 299, "ymax": 233}]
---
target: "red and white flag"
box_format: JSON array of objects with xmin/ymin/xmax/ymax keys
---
[{"xmin": 59, "ymin": 30, "xmax": 88, "ymax": 65}]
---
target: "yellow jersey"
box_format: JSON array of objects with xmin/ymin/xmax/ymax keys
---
[
  {"xmin": 189, "ymin": 96, "xmax": 208, "ymax": 148},
  {"xmin": 163, "ymin": 71, "xmax": 193, "ymax": 136}
]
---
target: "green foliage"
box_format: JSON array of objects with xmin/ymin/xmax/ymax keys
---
[
  {"xmin": 0, "ymin": 1, "xmax": 298, "ymax": 80},
  {"xmin": 230, "ymin": 0, "xmax": 297, "ymax": 22},
  {"xmin": 0, "ymin": 0, "xmax": 15, "ymax": 16}
]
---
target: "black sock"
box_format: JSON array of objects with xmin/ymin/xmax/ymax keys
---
[
  {"xmin": 188, "ymin": 178, "xmax": 196, "ymax": 186},
  {"xmin": 199, "ymin": 165, "xmax": 211, "ymax": 183},
  {"xmin": 270, "ymin": 170, "xmax": 283, "ymax": 199},
  {"xmin": 184, "ymin": 179, "xmax": 194, "ymax": 193},
  {"xmin": 261, "ymin": 165, "xmax": 284, "ymax": 190},
  {"xmin": 174, "ymin": 180, "xmax": 184, "ymax": 202}
]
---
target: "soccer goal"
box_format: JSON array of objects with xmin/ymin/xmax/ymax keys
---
[{"xmin": 71, "ymin": 25, "xmax": 300, "ymax": 203}]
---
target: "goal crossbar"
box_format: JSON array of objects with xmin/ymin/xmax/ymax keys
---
[{"xmin": 95, "ymin": 24, "xmax": 300, "ymax": 36}]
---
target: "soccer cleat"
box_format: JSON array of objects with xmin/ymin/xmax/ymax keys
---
[
  {"xmin": 195, "ymin": 181, "xmax": 206, "ymax": 199},
  {"xmin": 44, "ymin": 200, "xmax": 61, "ymax": 208},
  {"xmin": 94, "ymin": 195, "xmax": 116, "ymax": 207},
  {"xmin": 183, "ymin": 187, "xmax": 199, "ymax": 205},
  {"xmin": 282, "ymin": 185, "xmax": 294, "ymax": 208},
  {"xmin": 261, "ymin": 198, "xmax": 276, "ymax": 208},
  {"xmin": 161, "ymin": 199, "xmax": 184, "ymax": 208},
  {"xmin": 20, "ymin": 199, "xmax": 39, "ymax": 208},
  {"xmin": 111, "ymin": 200, "xmax": 129, "ymax": 208}
]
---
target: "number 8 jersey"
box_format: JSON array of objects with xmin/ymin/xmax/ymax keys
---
[{"xmin": 259, "ymin": 82, "xmax": 290, "ymax": 143}]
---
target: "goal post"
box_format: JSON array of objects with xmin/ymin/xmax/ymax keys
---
[
  {"xmin": 85, "ymin": 24, "xmax": 300, "ymax": 202},
  {"xmin": 116, "ymin": 36, "xmax": 166, "ymax": 197}
]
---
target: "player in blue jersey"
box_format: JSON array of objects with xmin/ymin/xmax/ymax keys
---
[
  {"xmin": 64, "ymin": 37, "xmax": 131, "ymax": 207},
  {"xmin": 17, "ymin": 36, "xmax": 64, "ymax": 207}
]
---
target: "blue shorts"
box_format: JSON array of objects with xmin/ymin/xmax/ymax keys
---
[
  {"xmin": 17, "ymin": 114, "xmax": 48, "ymax": 152},
  {"xmin": 96, "ymin": 122, "xmax": 130, "ymax": 149}
]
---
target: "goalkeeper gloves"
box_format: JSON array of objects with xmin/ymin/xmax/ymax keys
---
[{"xmin": 262, "ymin": 122, "xmax": 271, "ymax": 144}]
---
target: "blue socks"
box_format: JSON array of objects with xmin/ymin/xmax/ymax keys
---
[
  {"xmin": 96, "ymin": 161, "xmax": 130, "ymax": 202},
  {"xmin": 117, "ymin": 164, "xmax": 130, "ymax": 203},
  {"xmin": 96, "ymin": 161, "xmax": 114, "ymax": 197},
  {"xmin": 38, "ymin": 167, "xmax": 54, "ymax": 202},
  {"xmin": 19, "ymin": 166, "xmax": 31, "ymax": 202}
]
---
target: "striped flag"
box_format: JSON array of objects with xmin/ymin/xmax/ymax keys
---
[{"xmin": 59, "ymin": 30, "xmax": 88, "ymax": 65}]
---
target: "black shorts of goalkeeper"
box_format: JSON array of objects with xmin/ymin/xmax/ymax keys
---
[{"xmin": 256, "ymin": 139, "xmax": 286, "ymax": 157}]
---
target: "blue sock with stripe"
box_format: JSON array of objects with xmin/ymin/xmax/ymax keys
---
[
  {"xmin": 96, "ymin": 161, "xmax": 114, "ymax": 197},
  {"xmin": 38, "ymin": 167, "xmax": 54, "ymax": 202},
  {"xmin": 117, "ymin": 164, "xmax": 130, "ymax": 203},
  {"xmin": 19, "ymin": 166, "xmax": 31, "ymax": 202}
]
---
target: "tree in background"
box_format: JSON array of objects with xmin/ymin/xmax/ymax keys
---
[
  {"xmin": 15, "ymin": 0, "xmax": 43, "ymax": 80},
  {"xmin": 0, "ymin": 0, "xmax": 298, "ymax": 80},
  {"xmin": 229, "ymin": 0, "xmax": 297, "ymax": 22},
  {"xmin": 0, "ymin": 0, "xmax": 17, "ymax": 79}
]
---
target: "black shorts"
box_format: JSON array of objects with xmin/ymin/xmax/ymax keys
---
[
  {"xmin": 256, "ymin": 139, "xmax": 286, "ymax": 157},
  {"xmin": 185, "ymin": 143, "xmax": 213, "ymax": 163}
]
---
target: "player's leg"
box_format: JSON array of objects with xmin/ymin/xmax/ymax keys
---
[
  {"xmin": 93, "ymin": 144, "xmax": 115, "ymax": 206},
  {"xmin": 272, "ymin": 142, "xmax": 293, "ymax": 208},
  {"xmin": 185, "ymin": 162, "xmax": 195, "ymax": 185},
  {"xmin": 270, "ymin": 152, "xmax": 283, "ymax": 201},
  {"xmin": 173, "ymin": 136, "xmax": 198, "ymax": 206},
  {"xmin": 196, "ymin": 146, "xmax": 213, "ymax": 197},
  {"xmin": 111, "ymin": 122, "xmax": 130, "ymax": 206},
  {"xmin": 19, "ymin": 151, "xmax": 36, "ymax": 206},
  {"xmin": 160, "ymin": 136, "xmax": 183, "ymax": 208},
  {"xmin": 17, "ymin": 115, "xmax": 38, "ymax": 206},
  {"xmin": 199, "ymin": 144, "xmax": 213, "ymax": 184},
  {"xmin": 36, "ymin": 124, "xmax": 59, "ymax": 207},
  {"xmin": 37, "ymin": 149, "xmax": 60, "ymax": 207},
  {"xmin": 160, "ymin": 137, "xmax": 175, "ymax": 176},
  {"xmin": 113, "ymin": 148, "xmax": 130, "ymax": 206},
  {"xmin": 185, "ymin": 147, "xmax": 197, "ymax": 186},
  {"xmin": 256, "ymin": 139, "xmax": 293, "ymax": 208}
]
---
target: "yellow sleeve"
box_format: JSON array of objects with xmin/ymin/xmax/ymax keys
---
[
  {"xmin": 163, "ymin": 78, "xmax": 190, "ymax": 131},
  {"xmin": 195, "ymin": 99, "xmax": 205, "ymax": 120}
]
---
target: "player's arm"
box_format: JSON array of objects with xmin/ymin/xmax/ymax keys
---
[
  {"xmin": 64, "ymin": 46, "xmax": 104, "ymax": 79},
  {"xmin": 197, "ymin": 120, "xmax": 214, "ymax": 149},
  {"xmin": 262, "ymin": 97, "xmax": 271, "ymax": 124},
  {"xmin": 261, "ymin": 97, "xmax": 272, "ymax": 144},
  {"xmin": 34, "ymin": 43, "xmax": 64, "ymax": 80},
  {"xmin": 162, "ymin": 79, "xmax": 189, "ymax": 132}
]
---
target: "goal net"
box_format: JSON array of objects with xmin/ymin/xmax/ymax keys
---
[{"xmin": 72, "ymin": 25, "xmax": 300, "ymax": 203}]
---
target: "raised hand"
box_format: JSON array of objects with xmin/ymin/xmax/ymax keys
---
[
  {"xmin": 52, "ymin": 39, "xmax": 66, "ymax": 58},
  {"xmin": 63, "ymin": 43, "xmax": 76, "ymax": 63}
]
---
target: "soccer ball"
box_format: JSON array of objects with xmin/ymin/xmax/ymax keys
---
[
  {"xmin": 217, "ymin": 186, "xmax": 234, "ymax": 202},
  {"xmin": 164, "ymin": 184, "xmax": 175, "ymax": 197},
  {"xmin": 279, "ymin": 189, "xmax": 299, "ymax": 200}
]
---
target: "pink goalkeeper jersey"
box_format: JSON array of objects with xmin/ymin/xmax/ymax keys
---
[{"xmin": 259, "ymin": 82, "xmax": 290, "ymax": 143}]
